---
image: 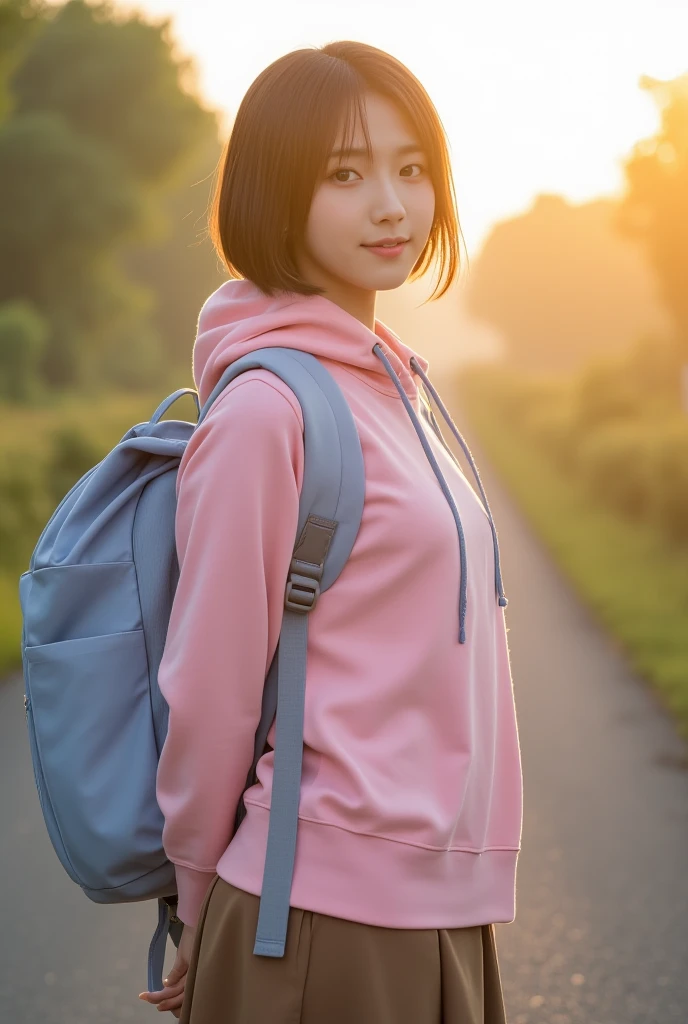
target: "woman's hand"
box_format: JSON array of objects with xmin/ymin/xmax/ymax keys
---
[{"xmin": 138, "ymin": 923, "xmax": 197, "ymax": 1017}]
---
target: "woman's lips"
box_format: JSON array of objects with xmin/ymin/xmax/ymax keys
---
[{"xmin": 362, "ymin": 241, "xmax": 408, "ymax": 258}]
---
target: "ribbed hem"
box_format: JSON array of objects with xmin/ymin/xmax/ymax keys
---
[
  {"xmin": 218, "ymin": 801, "xmax": 520, "ymax": 929},
  {"xmin": 172, "ymin": 864, "xmax": 218, "ymax": 928}
]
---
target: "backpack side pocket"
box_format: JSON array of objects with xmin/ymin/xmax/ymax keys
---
[{"xmin": 23, "ymin": 628, "xmax": 165, "ymax": 892}]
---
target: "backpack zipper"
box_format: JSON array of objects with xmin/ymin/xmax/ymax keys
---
[{"xmin": 23, "ymin": 693, "xmax": 43, "ymax": 803}]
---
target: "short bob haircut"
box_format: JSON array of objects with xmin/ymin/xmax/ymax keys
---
[{"xmin": 208, "ymin": 40, "xmax": 465, "ymax": 303}]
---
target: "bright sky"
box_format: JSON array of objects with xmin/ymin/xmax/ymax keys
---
[{"xmin": 116, "ymin": 0, "xmax": 688, "ymax": 259}]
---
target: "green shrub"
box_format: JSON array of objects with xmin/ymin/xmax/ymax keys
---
[
  {"xmin": 648, "ymin": 420, "xmax": 688, "ymax": 544},
  {"xmin": 0, "ymin": 448, "xmax": 52, "ymax": 573},
  {"xmin": 625, "ymin": 332, "xmax": 684, "ymax": 416},
  {"xmin": 497, "ymin": 376, "xmax": 553, "ymax": 427},
  {"xmin": 459, "ymin": 364, "xmax": 511, "ymax": 416},
  {"xmin": 519, "ymin": 394, "xmax": 578, "ymax": 470},
  {"xmin": 45, "ymin": 424, "xmax": 103, "ymax": 507},
  {"xmin": 572, "ymin": 354, "xmax": 643, "ymax": 436},
  {"xmin": 575, "ymin": 420, "xmax": 656, "ymax": 523},
  {"xmin": 0, "ymin": 300, "xmax": 50, "ymax": 404}
]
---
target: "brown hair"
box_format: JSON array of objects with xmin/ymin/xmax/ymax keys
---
[{"xmin": 208, "ymin": 40, "xmax": 465, "ymax": 302}]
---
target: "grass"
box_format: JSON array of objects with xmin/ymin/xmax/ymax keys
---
[{"xmin": 456, "ymin": 374, "xmax": 688, "ymax": 743}]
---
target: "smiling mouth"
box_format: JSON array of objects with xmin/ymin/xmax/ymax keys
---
[
  {"xmin": 362, "ymin": 240, "xmax": 409, "ymax": 248},
  {"xmin": 361, "ymin": 240, "xmax": 409, "ymax": 257}
]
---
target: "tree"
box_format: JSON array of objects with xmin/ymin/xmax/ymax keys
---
[
  {"xmin": 614, "ymin": 72, "xmax": 688, "ymax": 357},
  {"xmin": 121, "ymin": 131, "xmax": 226, "ymax": 384},
  {"xmin": 0, "ymin": 111, "xmax": 146, "ymax": 387},
  {"xmin": 10, "ymin": 0, "xmax": 216, "ymax": 190},
  {"xmin": 0, "ymin": 0, "xmax": 222, "ymax": 392},
  {"xmin": 0, "ymin": 0, "xmax": 44, "ymax": 124},
  {"xmin": 0, "ymin": 297, "xmax": 49, "ymax": 401},
  {"xmin": 462, "ymin": 193, "xmax": 671, "ymax": 373}
]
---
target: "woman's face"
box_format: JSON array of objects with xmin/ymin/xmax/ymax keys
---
[{"xmin": 294, "ymin": 91, "xmax": 436, "ymax": 319}]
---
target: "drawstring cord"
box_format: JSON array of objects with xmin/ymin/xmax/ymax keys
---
[
  {"xmin": 371, "ymin": 343, "xmax": 508, "ymax": 645},
  {"xmin": 372, "ymin": 344, "xmax": 468, "ymax": 643},
  {"xmin": 409, "ymin": 357, "xmax": 508, "ymax": 613}
]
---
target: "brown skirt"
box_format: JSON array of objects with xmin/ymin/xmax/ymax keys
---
[{"xmin": 179, "ymin": 874, "xmax": 508, "ymax": 1023}]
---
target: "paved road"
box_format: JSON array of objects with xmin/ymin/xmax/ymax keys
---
[
  {"xmin": 1, "ymin": 380, "xmax": 687, "ymax": 1023},
  {"xmin": 0, "ymin": 669, "xmax": 175, "ymax": 1022}
]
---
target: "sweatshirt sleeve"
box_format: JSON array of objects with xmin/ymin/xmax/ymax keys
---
[{"xmin": 155, "ymin": 373, "xmax": 305, "ymax": 928}]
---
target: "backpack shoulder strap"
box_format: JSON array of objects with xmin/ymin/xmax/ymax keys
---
[
  {"xmin": 199, "ymin": 346, "xmax": 363, "ymax": 587},
  {"xmin": 196, "ymin": 346, "xmax": 365, "ymax": 957}
]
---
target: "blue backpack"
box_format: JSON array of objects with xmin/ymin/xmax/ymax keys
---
[{"xmin": 18, "ymin": 345, "xmax": 457, "ymax": 995}]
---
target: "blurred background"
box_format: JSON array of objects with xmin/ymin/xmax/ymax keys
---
[
  {"xmin": 1, "ymin": 1, "xmax": 688, "ymax": 1021},
  {"xmin": 1, "ymin": 0, "xmax": 687, "ymax": 721}
]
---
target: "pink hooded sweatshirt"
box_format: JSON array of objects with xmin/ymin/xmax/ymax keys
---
[{"xmin": 156, "ymin": 277, "xmax": 523, "ymax": 930}]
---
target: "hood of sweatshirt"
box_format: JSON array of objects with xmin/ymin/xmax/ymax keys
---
[
  {"xmin": 192, "ymin": 277, "xmax": 428, "ymax": 410},
  {"xmin": 190, "ymin": 277, "xmax": 507, "ymax": 644}
]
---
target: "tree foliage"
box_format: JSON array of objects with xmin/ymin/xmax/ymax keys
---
[
  {"xmin": 463, "ymin": 193, "xmax": 672, "ymax": 372},
  {"xmin": 0, "ymin": 0, "xmax": 44, "ymax": 124},
  {"xmin": 614, "ymin": 73, "xmax": 688, "ymax": 355},
  {"xmin": 0, "ymin": 110, "xmax": 145, "ymax": 386},
  {"xmin": 0, "ymin": 0, "xmax": 223, "ymax": 397},
  {"xmin": 11, "ymin": 0, "xmax": 215, "ymax": 189},
  {"xmin": 0, "ymin": 297, "xmax": 48, "ymax": 401},
  {"xmin": 463, "ymin": 70, "xmax": 688, "ymax": 371}
]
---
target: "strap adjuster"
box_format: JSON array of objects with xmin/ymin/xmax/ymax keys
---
[
  {"xmin": 162, "ymin": 895, "xmax": 180, "ymax": 924},
  {"xmin": 283, "ymin": 514, "xmax": 337, "ymax": 614},
  {"xmin": 284, "ymin": 572, "xmax": 320, "ymax": 612}
]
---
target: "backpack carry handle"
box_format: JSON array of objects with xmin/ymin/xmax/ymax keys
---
[{"xmin": 149, "ymin": 388, "xmax": 201, "ymax": 424}]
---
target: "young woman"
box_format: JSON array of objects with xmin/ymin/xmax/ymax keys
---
[{"xmin": 138, "ymin": 38, "xmax": 523, "ymax": 1023}]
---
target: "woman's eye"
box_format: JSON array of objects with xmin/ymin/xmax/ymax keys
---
[
  {"xmin": 329, "ymin": 163, "xmax": 425, "ymax": 183},
  {"xmin": 330, "ymin": 168, "xmax": 359, "ymax": 183}
]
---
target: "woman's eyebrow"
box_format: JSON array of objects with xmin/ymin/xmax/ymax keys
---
[{"xmin": 328, "ymin": 142, "xmax": 424, "ymax": 160}]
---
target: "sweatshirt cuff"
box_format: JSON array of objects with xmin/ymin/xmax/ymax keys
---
[{"xmin": 173, "ymin": 865, "xmax": 218, "ymax": 928}]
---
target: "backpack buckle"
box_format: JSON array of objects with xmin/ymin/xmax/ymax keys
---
[
  {"xmin": 162, "ymin": 895, "xmax": 180, "ymax": 925},
  {"xmin": 284, "ymin": 570, "xmax": 321, "ymax": 613},
  {"xmin": 283, "ymin": 514, "xmax": 337, "ymax": 614}
]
